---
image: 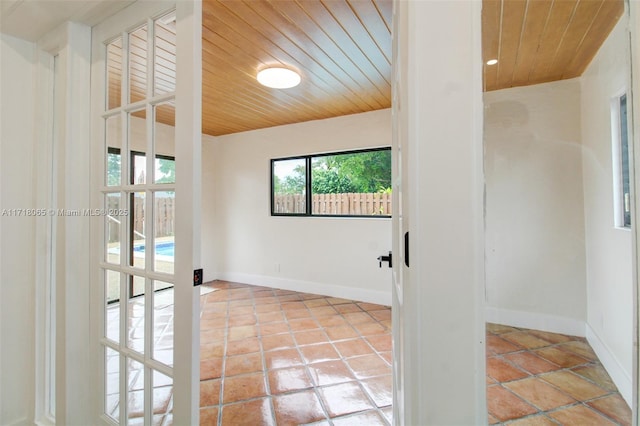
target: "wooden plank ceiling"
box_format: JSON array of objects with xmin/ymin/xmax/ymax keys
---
[
  {"xmin": 112, "ymin": 0, "xmax": 624, "ymax": 136},
  {"xmin": 482, "ymin": 0, "xmax": 624, "ymax": 92},
  {"xmin": 202, "ymin": 0, "xmax": 392, "ymax": 136}
]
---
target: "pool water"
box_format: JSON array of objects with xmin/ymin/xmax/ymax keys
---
[{"xmin": 133, "ymin": 241, "xmax": 175, "ymax": 257}]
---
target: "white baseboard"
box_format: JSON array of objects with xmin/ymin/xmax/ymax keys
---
[
  {"xmin": 216, "ymin": 272, "xmax": 392, "ymax": 306},
  {"xmin": 203, "ymin": 270, "xmax": 218, "ymax": 284},
  {"xmin": 485, "ymin": 306, "xmax": 586, "ymax": 337},
  {"xmin": 5, "ymin": 418, "xmax": 29, "ymax": 426},
  {"xmin": 585, "ymin": 324, "xmax": 633, "ymax": 407}
]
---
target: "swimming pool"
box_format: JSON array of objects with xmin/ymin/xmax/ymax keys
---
[
  {"xmin": 133, "ymin": 241, "xmax": 175, "ymax": 257},
  {"xmin": 108, "ymin": 241, "xmax": 175, "ymax": 257}
]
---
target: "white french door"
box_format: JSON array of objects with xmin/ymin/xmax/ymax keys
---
[
  {"xmin": 391, "ymin": 1, "xmax": 406, "ymax": 424},
  {"xmin": 391, "ymin": 0, "xmax": 408, "ymax": 423},
  {"xmin": 91, "ymin": 1, "xmax": 201, "ymax": 424}
]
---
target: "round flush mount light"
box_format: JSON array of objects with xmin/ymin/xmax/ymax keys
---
[
  {"xmin": 257, "ymin": 67, "xmax": 301, "ymax": 89},
  {"xmin": 486, "ymin": 59, "xmax": 498, "ymax": 66}
]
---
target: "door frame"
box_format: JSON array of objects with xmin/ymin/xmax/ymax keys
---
[
  {"xmin": 630, "ymin": 2, "xmax": 640, "ymax": 424},
  {"xmin": 32, "ymin": 22, "xmax": 93, "ymax": 425}
]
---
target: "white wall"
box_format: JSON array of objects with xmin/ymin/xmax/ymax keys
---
[
  {"xmin": 484, "ymin": 78, "xmax": 587, "ymax": 334},
  {"xmin": 581, "ymin": 15, "xmax": 633, "ymax": 402},
  {"xmin": 0, "ymin": 33, "xmax": 37, "ymax": 425},
  {"xmin": 202, "ymin": 109, "xmax": 392, "ymax": 305},
  {"xmin": 201, "ymin": 133, "xmax": 219, "ymax": 280}
]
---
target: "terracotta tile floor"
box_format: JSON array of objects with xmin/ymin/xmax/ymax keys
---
[
  {"xmin": 198, "ymin": 281, "xmax": 632, "ymax": 425},
  {"xmin": 487, "ymin": 323, "xmax": 632, "ymax": 425},
  {"xmin": 199, "ymin": 281, "xmax": 393, "ymax": 425}
]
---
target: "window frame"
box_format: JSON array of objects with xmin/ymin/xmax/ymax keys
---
[
  {"xmin": 270, "ymin": 147, "xmax": 392, "ymax": 218},
  {"xmin": 611, "ymin": 92, "xmax": 632, "ymax": 229},
  {"xmin": 270, "ymin": 154, "xmax": 309, "ymax": 216}
]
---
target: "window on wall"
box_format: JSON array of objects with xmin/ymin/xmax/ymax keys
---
[
  {"xmin": 612, "ymin": 93, "xmax": 631, "ymax": 228},
  {"xmin": 271, "ymin": 147, "xmax": 392, "ymax": 217}
]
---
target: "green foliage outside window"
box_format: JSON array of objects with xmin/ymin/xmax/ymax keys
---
[
  {"xmin": 156, "ymin": 157, "xmax": 175, "ymax": 184},
  {"xmin": 273, "ymin": 165, "xmax": 305, "ymax": 195},
  {"xmin": 312, "ymin": 150, "xmax": 391, "ymax": 194},
  {"xmin": 271, "ymin": 148, "xmax": 392, "ymax": 217},
  {"xmin": 107, "ymin": 151, "xmax": 121, "ymax": 186}
]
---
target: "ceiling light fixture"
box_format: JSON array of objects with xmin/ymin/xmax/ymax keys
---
[
  {"xmin": 257, "ymin": 67, "xmax": 301, "ymax": 89},
  {"xmin": 486, "ymin": 59, "xmax": 498, "ymax": 65}
]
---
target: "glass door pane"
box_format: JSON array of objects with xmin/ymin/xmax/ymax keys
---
[
  {"xmin": 154, "ymin": 191, "xmax": 174, "ymax": 274},
  {"xmin": 154, "ymin": 12, "xmax": 176, "ymax": 96},
  {"xmin": 106, "ymin": 115, "xmax": 122, "ymax": 186},
  {"xmin": 105, "ymin": 347, "xmax": 120, "ymax": 422},
  {"xmin": 107, "ymin": 37, "xmax": 123, "ymax": 110},
  {"xmin": 130, "ymin": 192, "xmax": 146, "ymax": 270},
  {"xmin": 105, "ymin": 193, "xmax": 122, "ymax": 264},
  {"xmin": 127, "ymin": 358, "xmax": 145, "ymax": 424},
  {"xmin": 129, "ymin": 25, "xmax": 148, "ymax": 105},
  {"xmin": 153, "ymin": 371, "xmax": 174, "ymax": 424},
  {"xmin": 153, "ymin": 280, "xmax": 174, "ymax": 367}
]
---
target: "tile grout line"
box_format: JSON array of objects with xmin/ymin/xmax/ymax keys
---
[
  {"xmin": 486, "ymin": 325, "xmax": 630, "ymax": 425},
  {"xmin": 198, "ymin": 282, "xmax": 393, "ymax": 426},
  {"xmin": 254, "ymin": 287, "xmax": 279, "ymax": 426},
  {"xmin": 215, "ymin": 294, "xmax": 230, "ymax": 425},
  {"xmin": 291, "ymin": 300, "xmax": 334, "ymax": 423},
  {"xmin": 311, "ymin": 304, "xmax": 391, "ymax": 425}
]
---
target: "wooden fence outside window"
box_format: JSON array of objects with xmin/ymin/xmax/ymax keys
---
[
  {"xmin": 107, "ymin": 196, "xmax": 175, "ymax": 242},
  {"xmin": 273, "ymin": 192, "xmax": 392, "ymax": 216}
]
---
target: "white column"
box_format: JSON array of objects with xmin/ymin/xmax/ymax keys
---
[
  {"xmin": 173, "ymin": 0, "xmax": 202, "ymax": 424},
  {"xmin": 45, "ymin": 22, "xmax": 93, "ymax": 425},
  {"xmin": 0, "ymin": 33, "xmax": 37, "ymax": 426},
  {"xmin": 395, "ymin": 0, "xmax": 486, "ymax": 423}
]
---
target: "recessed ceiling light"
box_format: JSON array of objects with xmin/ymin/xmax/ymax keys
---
[
  {"xmin": 486, "ymin": 59, "xmax": 498, "ymax": 66},
  {"xmin": 257, "ymin": 67, "xmax": 301, "ymax": 89}
]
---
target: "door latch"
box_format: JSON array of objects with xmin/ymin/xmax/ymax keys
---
[{"xmin": 377, "ymin": 251, "xmax": 392, "ymax": 268}]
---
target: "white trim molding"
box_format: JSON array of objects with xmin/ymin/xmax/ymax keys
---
[
  {"xmin": 586, "ymin": 324, "xmax": 633, "ymax": 407},
  {"xmin": 31, "ymin": 20, "xmax": 92, "ymax": 426},
  {"xmin": 216, "ymin": 272, "xmax": 392, "ymax": 307},
  {"xmin": 485, "ymin": 306, "xmax": 586, "ymax": 337}
]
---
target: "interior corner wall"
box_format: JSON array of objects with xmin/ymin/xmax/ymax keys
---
[
  {"xmin": 580, "ymin": 15, "xmax": 633, "ymax": 401},
  {"xmin": 0, "ymin": 33, "xmax": 37, "ymax": 425},
  {"xmin": 201, "ymin": 109, "xmax": 392, "ymax": 305},
  {"xmin": 484, "ymin": 78, "xmax": 587, "ymax": 335}
]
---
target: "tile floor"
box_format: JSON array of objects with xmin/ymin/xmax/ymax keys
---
[
  {"xmin": 487, "ymin": 323, "xmax": 632, "ymax": 425},
  {"xmin": 199, "ymin": 281, "xmax": 393, "ymax": 425},
  {"xmin": 198, "ymin": 281, "xmax": 632, "ymax": 425}
]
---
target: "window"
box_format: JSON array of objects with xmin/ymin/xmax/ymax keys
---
[
  {"xmin": 612, "ymin": 93, "xmax": 631, "ymax": 228},
  {"xmin": 271, "ymin": 148, "xmax": 392, "ymax": 217},
  {"xmin": 106, "ymin": 148, "xmax": 175, "ymax": 186}
]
